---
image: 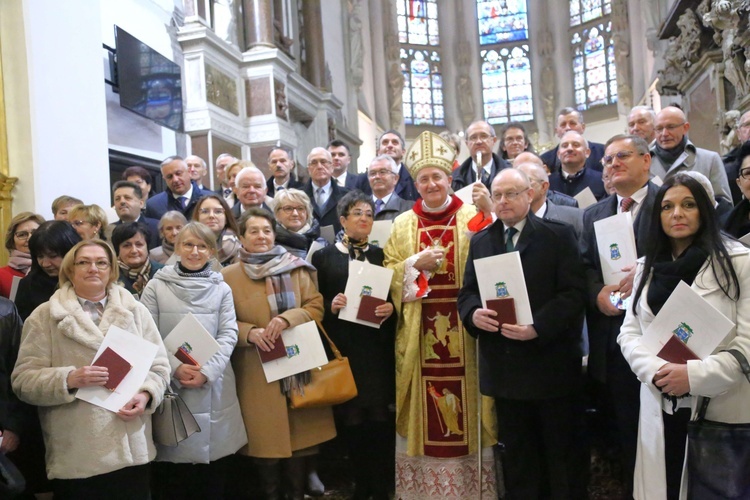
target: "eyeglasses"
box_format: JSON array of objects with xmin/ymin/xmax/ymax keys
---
[
  {"xmin": 199, "ymin": 208, "xmax": 225, "ymax": 216},
  {"xmin": 740, "ymin": 167, "xmax": 750, "ymax": 180},
  {"xmin": 368, "ymin": 169, "xmax": 395, "ymax": 178},
  {"xmin": 348, "ymin": 210, "xmax": 374, "ymax": 219},
  {"xmin": 468, "ymin": 133, "xmax": 494, "ymax": 143},
  {"xmin": 74, "ymin": 260, "xmax": 111, "ymax": 270},
  {"xmin": 280, "ymin": 205, "xmax": 307, "ymax": 214},
  {"xmin": 71, "ymin": 220, "xmax": 91, "ymax": 228},
  {"xmin": 655, "ymin": 123, "xmax": 686, "ymax": 134},
  {"xmin": 14, "ymin": 230, "xmax": 35, "ymax": 240},
  {"xmin": 181, "ymin": 242, "xmax": 210, "ymax": 254},
  {"xmin": 601, "ymin": 150, "xmax": 645, "ymax": 167},
  {"xmin": 491, "ymin": 188, "xmax": 529, "ymax": 202}
]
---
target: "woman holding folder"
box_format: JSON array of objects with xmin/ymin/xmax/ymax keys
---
[
  {"xmin": 221, "ymin": 208, "xmax": 332, "ymax": 500},
  {"xmin": 311, "ymin": 191, "xmax": 395, "ymax": 500},
  {"xmin": 618, "ymin": 173, "xmax": 750, "ymax": 499},
  {"xmin": 140, "ymin": 222, "xmax": 247, "ymax": 499},
  {"xmin": 12, "ymin": 239, "xmax": 170, "ymax": 499}
]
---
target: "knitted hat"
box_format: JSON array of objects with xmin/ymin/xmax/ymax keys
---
[{"xmin": 404, "ymin": 131, "xmax": 456, "ymax": 178}]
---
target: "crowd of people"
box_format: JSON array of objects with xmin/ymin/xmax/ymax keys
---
[{"xmin": 1, "ymin": 103, "xmax": 750, "ymax": 500}]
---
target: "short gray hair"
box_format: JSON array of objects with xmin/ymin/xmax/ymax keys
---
[
  {"xmin": 234, "ymin": 165, "xmax": 265, "ymax": 188},
  {"xmin": 369, "ymin": 155, "xmax": 400, "ymax": 174}
]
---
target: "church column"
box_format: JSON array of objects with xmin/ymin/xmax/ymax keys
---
[
  {"xmin": 301, "ymin": 0, "xmax": 325, "ymax": 88},
  {"xmin": 242, "ymin": 0, "xmax": 274, "ymax": 49}
]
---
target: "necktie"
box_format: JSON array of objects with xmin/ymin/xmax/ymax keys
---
[
  {"xmin": 480, "ymin": 169, "xmax": 490, "ymax": 185},
  {"xmin": 375, "ymin": 199, "xmax": 384, "ymax": 214},
  {"xmin": 505, "ymin": 227, "xmax": 518, "ymax": 252},
  {"xmin": 83, "ymin": 300, "xmax": 104, "ymax": 326},
  {"xmin": 315, "ymin": 188, "xmax": 325, "ymax": 207},
  {"xmin": 223, "ymin": 188, "xmax": 232, "ymax": 197},
  {"xmin": 621, "ymin": 197, "xmax": 635, "ymax": 212},
  {"xmin": 178, "ymin": 196, "xmax": 188, "ymax": 210}
]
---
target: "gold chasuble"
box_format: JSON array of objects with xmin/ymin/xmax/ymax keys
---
[{"xmin": 385, "ymin": 196, "xmax": 497, "ymax": 499}]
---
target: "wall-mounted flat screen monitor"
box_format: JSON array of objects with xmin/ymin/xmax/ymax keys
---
[{"xmin": 115, "ymin": 26, "xmax": 183, "ymax": 132}]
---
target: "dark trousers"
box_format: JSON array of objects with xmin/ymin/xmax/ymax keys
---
[
  {"xmin": 52, "ymin": 464, "xmax": 150, "ymax": 500},
  {"xmin": 495, "ymin": 395, "xmax": 588, "ymax": 500},
  {"xmin": 151, "ymin": 456, "xmax": 232, "ymax": 500},
  {"xmin": 606, "ymin": 347, "xmax": 641, "ymax": 493},
  {"xmin": 663, "ymin": 407, "xmax": 691, "ymax": 500}
]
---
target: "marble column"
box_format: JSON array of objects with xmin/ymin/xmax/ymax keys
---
[
  {"xmin": 302, "ymin": 0, "xmax": 325, "ymax": 88},
  {"xmin": 243, "ymin": 0, "xmax": 274, "ymax": 49}
]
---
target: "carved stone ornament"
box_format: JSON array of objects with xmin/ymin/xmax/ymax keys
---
[
  {"xmin": 274, "ymin": 79, "xmax": 288, "ymax": 120},
  {"xmin": 700, "ymin": 0, "xmax": 750, "ymax": 102},
  {"xmin": 657, "ymin": 9, "xmax": 704, "ymax": 95},
  {"xmin": 383, "ymin": 2, "xmax": 403, "ymax": 129},
  {"xmin": 611, "ymin": 0, "xmax": 633, "ymax": 111},
  {"xmin": 538, "ymin": 28, "xmax": 556, "ymax": 134},
  {"xmin": 455, "ymin": 40, "xmax": 475, "ymax": 126},
  {"xmin": 205, "ymin": 63, "xmax": 239, "ymax": 115},
  {"xmin": 348, "ymin": 0, "xmax": 364, "ymax": 90},
  {"xmin": 720, "ymin": 109, "xmax": 741, "ymax": 155}
]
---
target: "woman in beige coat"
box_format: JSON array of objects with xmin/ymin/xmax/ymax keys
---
[{"xmin": 221, "ymin": 208, "xmax": 333, "ymax": 500}]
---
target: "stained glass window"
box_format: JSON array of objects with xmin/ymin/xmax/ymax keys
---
[
  {"xmin": 571, "ymin": 13, "xmax": 617, "ymax": 110},
  {"xmin": 477, "ymin": 0, "xmax": 528, "ymax": 45},
  {"xmin": 477, "ymin": 1, "xmax": 533, "ymax": 123},
  {"xmin": 401, "ymin": 48, "xmax": 444, "ymax": 126},
  {"xmin": 569, "ymin": 0, "xmax": 612, "ymax": 27},
  {"xmin": 396, "ymin": 0, "xmax": 439, "ymax": 46}
]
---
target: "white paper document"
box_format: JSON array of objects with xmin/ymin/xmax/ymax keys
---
[
  {"xmin": 641, "ymin": 281, "xmax": 734, "ymax": 360},
  {"xmin": 306, "ymin": 240, "xmax": 326, "ymax": 263},
  {"xmin": 740, "ymin": 232, "xmax": 750, "ymax": 247},
  {"xmin": 574, "ymin": 187, "xmax": 597, "ymax": 209},
  {"xmin": 339, "ymin": 260, "xmax": 394, "ymax": 328},
  {"xmin": 473, "ymin": 251, "xmax": 533, "ymax": 325},
  {"xmin": 8, "ymin": 276, "xmax": 21, "ymax": 303},
  {"xmin": 320, "ymin": 225, "xmax": 336, "ymax": 244},
  {"xmin": 162, "ymin": 313, "xmax": 221, "ymax": 373},
  {"xmin": 453, "ymin": 184, "xmax": 475, "ymax": 206},
  {"xmin": 261, "ymin": 321, "xmax": 328, "ymax": 382},
  {"xmin": 368, "ymin": 220, "xmax": 393, "ymax": 248},
  {"xmin": 593, "ymin": 212, "xmax": 638, "ymax": 286},
  {"xmin": 76, "ymin": 326, "xmax": 159, "ymax": 413},
  {"xmin": 651, "ymin": 175, "xmax": 664, "ymax": 187}
]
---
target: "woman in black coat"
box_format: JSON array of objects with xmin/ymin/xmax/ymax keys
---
[{"xmin": 311, "ymin": 191, "xmax": 395, "ymax": 500}]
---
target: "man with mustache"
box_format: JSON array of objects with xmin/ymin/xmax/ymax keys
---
[
  {"xmin": 105, "ymin": 181, "xmax": 160, "ymax": 249},
  {"xmin": 265, "ymin": 147, "xmax": 303, "ymax": 197}
]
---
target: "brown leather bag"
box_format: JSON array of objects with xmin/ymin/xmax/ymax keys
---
[{"xmin": 288, "ymin": 321, "xmax": 358, "ymax": 409}]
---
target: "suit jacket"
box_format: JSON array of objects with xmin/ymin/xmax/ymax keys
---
[
  {"xmin": 544, "ymin": 200, "xmax": 583, "ymax": 239},
  {"xmin": 266, "ymin": 174, "xmax": 304, "ymax": 198},
  {"xmin": 581, "ymin": 182, "xmax": 658, "ymax": 383},
  {"xmin": 650, "ymin": 140, "xmax": 732, "ymax": 202},
  {"xmin": 541, "ymin": 141, "xmax": 605, "ymax": 173},
  {"xmin": 547, "ymin": 190, "xmax": 578, "ymax": 207},
  {"xmin": 333, "ymin": 172, "xmax": 360, "ymax": 190},
  {"xmin": 374, "ymin": 193, "xmax": 414, "ymax": 221},
  {"xmin": 145, "ymin": 182, "xmax": 208, "ymax": 220},
  {"xmin": 303, "ymin": 180, "xmax": 350, "ymax": 233},
  {"xmin": 457, "ymin": 214, "xmax": 587, "ymax": 399},
  {"xmin": 548, "ymin": 167, "xmax": 606, "ymax": 201},
  {"xmin": 355, "ymin": 163, "xmax": 419, "ymax": 201},
  {"xmin": 450, "ymin": 152, "xmax": 512, "ymax": 192},
  {"xmin": 105, "ymin": 216, "xmax": 160, "ymax": 250},
  {"xmin": 722, "ymin": 142, "xmax": 745, "ymax": 205}
]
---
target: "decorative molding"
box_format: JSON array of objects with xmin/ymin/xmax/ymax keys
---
[
  {"xmin": 611, "ymin": 0, "xmax": 633, "ymax": 112},
  {"xmin": 348, "ymin": 0, "xmax": 364, "ymax": 91},
  {"xmin": 657, "ymin": 9, "xmax": 704, "ymax": 95},
  {"xmin": 205, "ymin": 63, "xmax": 239, "ymax": 115},
  {"xmin": 383, "ymin": 0, "xmax": 403, "ymax": 130}
]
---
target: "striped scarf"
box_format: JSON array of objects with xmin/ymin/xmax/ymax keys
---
[{"xmin": 118, "ymin": 259, "xmax": 152, "ymax": 296}]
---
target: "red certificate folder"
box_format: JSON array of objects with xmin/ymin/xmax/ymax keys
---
[
  {"xmin": 657, "ymin": 334, "xmax": 700, "ymax": 364},
  {"xmin": 357, "ymin": 295, "xmax": 387, "ymax": 324},
  {"xmin": 175, "ymin": 346, "xmax": 199, "ymax": 367},
  {"xmin": 92, "ymin": 347, "xmax": 132, "ymax": 391},
  {"xmin": 486, "ymin": 297, "xmax": 517, "ymax": 326},
  {"xmin": 257, "ymin": 337, "xmax": 288, "ymax": 363}
]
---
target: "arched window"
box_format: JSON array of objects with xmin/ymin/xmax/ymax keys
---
[
  {"xmin": 569, "ymin": 1, "xmax": 616, "ymax": 110},
  {"xmin": 477, "ymin": 0, "xmax": 533, "ymax": 124},
  {"xmin": 397, "ymin": 0, "xmax": 444, "ymax": 126}
]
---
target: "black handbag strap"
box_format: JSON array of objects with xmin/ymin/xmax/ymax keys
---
[{"xmin": 696, "ymin": 349, "xmax": 750, "ymax": 421}]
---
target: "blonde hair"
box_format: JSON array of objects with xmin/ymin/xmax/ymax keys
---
[
  {"xmin": 67, "ymin": 204, "xmax": 108, "ymax": 238},
  {"xmin": 176, "ymin": 222, "xmax": 218, "ymax": 255},
  {"xmin": 273, "ymin": 188, "xmax": 313, "ymax": 226},
  {"xmin": 59, "ymin": 239, "xmax": 119, "ymax": 288}
]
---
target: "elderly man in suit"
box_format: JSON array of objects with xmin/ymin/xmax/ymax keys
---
[
  {"xmin": 650, "ymin": 106, "xmax": 731, "ymax": 201},
  {"xmin": 265, "ymin": 147, "xmax": 303, "ymax": 197},
  {"xmin": 516, "ymin": 161, "xmax": 583, "ymax": 238},
  {"xmin": 214, "ymin": 153, "xmax": 238, "ymax": 204},
  {"xmin": 458, "ymin": 168, "xmax": 588, "ymax": 499},
  {"xmin": 581, "ymin": 134, "xmax": 659, "ymax": 497},
  {"xmin": 367, "ymin": 155, "xmax": 413, "ymax": 221},
  {"xmin": 303, "ymin": 147, "xmax": 350, "ymax": 233},
  {"xmin": 356, "ymin": 130, "xmax": 418, "ymax": 201},
  {"xmin": 231, "ymin": 166, "xmax": 274, "ymax": 219},
  {"xmin": 541, "ymin": 107, "xmax": 605, "ymax": 173},
  {"xmin": 451, "ymin": 120, "xmax": 512, "ymax": 191},
  {"xmin": 145, "ymin": 156, "xmax": 208, "ymax": 220}
]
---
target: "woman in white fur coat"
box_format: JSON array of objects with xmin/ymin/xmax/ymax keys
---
[
  {"xmin": 618, "ymin": 174, "xmax": 750, "ymax": 499},
  {"xmin": 140, "ymin": 222, "xmax": 247, "ymax": 498},
  {"xmin": 11, "ymin": 239, "xmax": 170, "ymax": 499}
]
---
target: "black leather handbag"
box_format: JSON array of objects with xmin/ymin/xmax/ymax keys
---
[{"xmin": 687, "ymin": 349, "xmax": 750, "ymax": 499}]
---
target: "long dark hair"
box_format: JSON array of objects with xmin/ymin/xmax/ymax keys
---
[
  {"xmin": 27, "ymin": 221, "xmax": 82, "ymax": 276},
  {"xmin": 632, "ymin": 174, "xmax": 740, "ymax": 314}
]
